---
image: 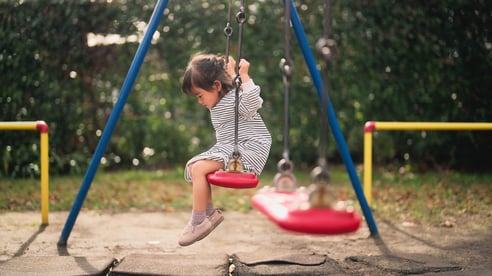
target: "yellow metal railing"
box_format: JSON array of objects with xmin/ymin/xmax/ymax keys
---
[
  {"xmin": 0, "ymin": 121, "xmax": 49, "ymax": 225},
  {"xmin": 363, "ymin": 121, "xmax": 492, "ymax": 206}
]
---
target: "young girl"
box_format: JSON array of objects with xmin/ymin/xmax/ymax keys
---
[{"xmin": 179, "ymin": 53, "xmax": 271, "ymax": 246}]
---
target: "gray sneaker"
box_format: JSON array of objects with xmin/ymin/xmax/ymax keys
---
[
  {"xmin": 178, "ymin": 209, "xmax": 224, "ymax": 247},
  {"xmin": 208, "ymin": 208, "xmax": 224, "ymax": 229},
  {"xmin": 178, "ymin": 218, "xmax": 214, "ymax": 247}
]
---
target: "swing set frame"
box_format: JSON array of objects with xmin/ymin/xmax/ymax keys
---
[{"xmin": 58, "ymin": 0, "xmax": 379, "ymax": 246}]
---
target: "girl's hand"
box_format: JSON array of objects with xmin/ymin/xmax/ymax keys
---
[{"xmin": 238, "ymin": 59, "xmax": 251, "ymax": 83}]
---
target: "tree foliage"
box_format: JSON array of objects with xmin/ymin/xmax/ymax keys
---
[{"xmin": 1, "ymin": 0, "xmax": 491, "ymax": 177}]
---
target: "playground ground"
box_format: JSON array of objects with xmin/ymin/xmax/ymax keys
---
[{"xmin": 0, "ymin": 210, "xmax": 491, "ymax": 275}]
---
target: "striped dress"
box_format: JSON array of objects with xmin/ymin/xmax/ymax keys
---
[{"xmin": 184, "ymin": 79, "xmax": 272, "ymax": 182}]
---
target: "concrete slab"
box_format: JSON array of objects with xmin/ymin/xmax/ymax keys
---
[
  {"xmin": 0, "ymin": 255, "xmax": 115, "ymax": 276},
  {"xmin": 235, "ymin": 251, "xmax": 327, "ymax": 266},
  {"xmin": 346, "ymin": 254, "xmax": 462, "ymax": 274},
  {"xmin": 421, "ymin": 269, "xmax": 492, "ymax": 276},
  {"xmin": 231, "ymin": 252, "xmax": 347, "ymax": 275},
  {"xmin": 110, "ymin": 253, "xmax": 228, "ymax": 276}
]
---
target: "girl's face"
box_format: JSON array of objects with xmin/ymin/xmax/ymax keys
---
[{"xmin": 191, "ymin": 81, "xmax": 221, "ymax": 109}]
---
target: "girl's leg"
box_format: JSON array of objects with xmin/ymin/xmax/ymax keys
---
[
  {"xmin": 188, "ymin": 160, "xmax": 223, "ymax": 218},
  {"xmin": 179, "ymin": 159, "xmax": 224, "ymax": 246}
]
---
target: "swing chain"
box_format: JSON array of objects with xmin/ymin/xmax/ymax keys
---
[
  {"xmin": 232, "ymin": 0, "xmax": 246, "ymax": 161},
  {"xmin": 224, "ymin": 0, "xmax": 233, "ymax": 72},
  {"xmin": 225, "ymin": 0, "xmax": 247, "ymax": 173},
  {"xmin": 309, "ymin": 0, "xmax": 335, "ymax": 209},
  {"xmin": 280, "ymin": 0, "xmax": 294, "ymax": 80},
  {"xmin": 272, "ymin": 0, "xmax": 297, "ymax": 192},
  {"xmin": 224, "ymin": 25, "xmax": 233, "ymax": 69},
  {"xmin": 279, "ymin": 0, "xmax": 294, "ymax": 165}
]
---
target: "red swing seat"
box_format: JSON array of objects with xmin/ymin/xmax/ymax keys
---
[
  {"xmin": 207, "ymin": 171, "xmax": 259, "ymax": 189},
  {"xmin": 252, "ymin": 189, "xmax": 361, "ymax": 235}
]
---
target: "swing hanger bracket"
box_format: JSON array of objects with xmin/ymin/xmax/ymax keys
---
[
  {"xmin": 231, "ymin": 150, "xmax": 241, "ymax": 160},
  {"xmin": 279, "ymin": 58, "xmax": 294, "ymax": 79},
  {"xmin": 316, "ymin": 37, "xmax": 336, "ymax": 64},
  {"xmin": 273, "ymin": 158, "xmax": 297, "ymax": 192},
  {"xmin": 236, "ymin": 8, "xmax": 246, "ymax": 24},
  {"xmin": 224, "ymin": 23, "xmax": 233, "ymax": 37},
  {"xmin": 309, "ymin": 159, "xmax": 333, "ymax": 208},
  {"xmin": 310, "ymin": 158, "xmax": 331, "ymax": 185},
  {"xmin": 277, "ymin": 158, "xmax": 294, "ymax": 174},
  {"xmin": 226, "ymin": 154, "xmax": 244, "ymax": 173}
]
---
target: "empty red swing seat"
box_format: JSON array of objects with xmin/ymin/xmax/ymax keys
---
[
  {"xmin": 252, "ymin": 189, "xmax": 361, "ymax": 235},
  {"xmin": 207, "ymin": 171, "xmax": 259, "ymax": 189}
]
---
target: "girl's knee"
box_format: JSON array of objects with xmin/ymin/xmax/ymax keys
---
[
  {"xmin": 189, "ymin": 160, "xmax": 222, "ymax": 179},
  {"xmin": 189, "ymin": 161, "xmax": 206, "ymax": 179}
]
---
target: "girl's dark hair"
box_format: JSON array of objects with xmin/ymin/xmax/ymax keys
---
[{"xmin": 181, "ymin": 53, "xmax": 233, "ymax": 98}]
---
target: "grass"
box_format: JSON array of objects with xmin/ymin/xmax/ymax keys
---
[
  {"xmin": 371, "ymin": 168, "xmax": 492, "ymax": 227},
  {"xmin": 1, "ymin": 166, "xmax": 491, "ymax": 227}
]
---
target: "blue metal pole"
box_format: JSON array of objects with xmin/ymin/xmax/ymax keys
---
[
  {"xmin": 288, "ymin": 0, "xmax": 379, "ymax": 236},
  {"xmin": 58, "ymin": 0, "xmax": 170, "ymax": 246}
]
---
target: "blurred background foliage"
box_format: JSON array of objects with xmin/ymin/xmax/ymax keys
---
[{"xmin": 1, "ymin": 0, "xmax": 491, "ymax": 178}]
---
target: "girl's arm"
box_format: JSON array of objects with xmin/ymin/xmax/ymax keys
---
[
  {"xmin": 239, "ymin": 79, "xmax": 263, "ymax": 119},
  {"xmin": 229, "ymin": 58, "xmax": 263, "ymax": 119}
]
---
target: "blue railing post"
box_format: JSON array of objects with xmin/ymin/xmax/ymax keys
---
[{"xmin": 58, "ymin": 0, "xmax": 170, "ymax": 246}]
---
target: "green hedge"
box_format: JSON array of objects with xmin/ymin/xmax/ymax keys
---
[{"xmin": 1, "ymin": 0, "xmax": 491, "ymax": 177}]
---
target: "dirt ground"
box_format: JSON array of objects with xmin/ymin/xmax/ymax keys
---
[{"xmin": 0, "ymin": 210, "xmax": 491, "ymax": 275}]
